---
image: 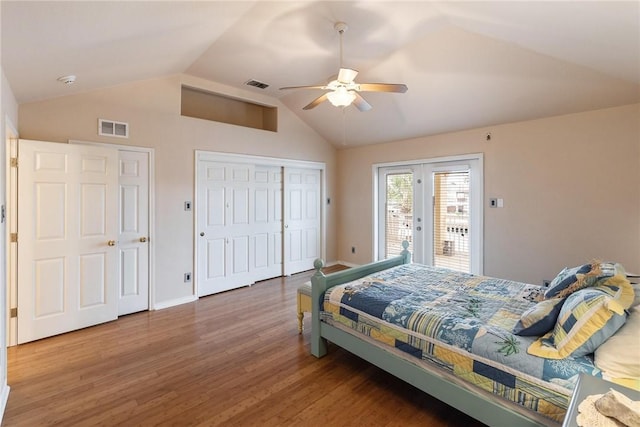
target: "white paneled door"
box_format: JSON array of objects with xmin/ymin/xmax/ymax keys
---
[
  {"xmin": 197, "ymin": 162, "xmax": 256, "ymax": 296},
  {"xmin": 17, "ymin": 140, "xmax": 119, "ymax": 344},
  {"xmin": 252, "ymin": 166, "xmax": 282, "ymax": 281},
  {"xmin": 117, "ymin": 150, "xmax": 150, "ymax": 315},
  {"xmin": 284, "ymin": 168, "xmax": 321, "ymax": 276},
  {"xmin": 196, "ymin": 154, "xmax": 323, "ymax": 296}
]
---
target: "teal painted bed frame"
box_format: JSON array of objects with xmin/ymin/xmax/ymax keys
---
[{"xmin": 310, "ymin": 243, "xmax": 555, "ymax": 427}]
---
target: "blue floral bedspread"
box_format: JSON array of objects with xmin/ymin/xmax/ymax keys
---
[{"xmin": 322, "ymin": 263, "xmax": 602, "ymax": 422}]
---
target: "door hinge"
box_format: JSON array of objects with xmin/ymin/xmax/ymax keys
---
[
  {"xmin": 10, "ymin": 233, "xmax": 17, "ymax": 243},
  {"xmin": 10, "ymin": 308, "xmax": 17, "ymax": 318},
  {"xmin": 10, "ymin": 157, "xmax": 18, "ymax": 168}
]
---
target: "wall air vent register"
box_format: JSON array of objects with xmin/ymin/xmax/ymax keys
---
[
  {"xmin": 245, "ymin": 79, "xmax": 269, "ymax": 89},
  {"xmin": 98, "ymin": 119, "xmax": 129, "ymax": 138}
]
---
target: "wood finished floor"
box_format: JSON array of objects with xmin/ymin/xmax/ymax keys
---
[{"xmin": 4, "ymin": 266, "xmax": 487, "ymax": 426}]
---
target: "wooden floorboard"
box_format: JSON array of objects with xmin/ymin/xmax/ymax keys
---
[{"xmin": 4, "ymin": 266, "xmax": 487, "ymax": 426}]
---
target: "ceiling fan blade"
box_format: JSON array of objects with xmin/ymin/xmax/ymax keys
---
[
  {"xmin": 358, "ymin": 83, "xmax": 408, "ymax": 93},
  {"xmin": 303, "ymin": 93, "xmax": 329, "ymax": 110},
  {"xmin": 280, "ymin": 85, "xmax": 327, "ymax": 90},
  {"xmin": 337, "ymin": 68, "xmax": 358, "ymax": 84},
  {"xmin": 353, "ymin": 93, "xmax": 372, "ymax": 112}
]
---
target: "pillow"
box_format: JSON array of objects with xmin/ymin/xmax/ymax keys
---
[
  {"xmin": 513, "ymin": 297, "xmax": 565, "ymax": 336},
  {"xmin": 544, "ymin": 264, "xmax": 591, "ymax": 299},
  {"xmin": 595, "ymin": 306, "xmax": 640, "ymax": 379},
  {"xmin": 544, "ymin": 262, "xmax": 625, "ymax": 300},
  {"xmin": 528, "ymin": 275, "xmax": 634, "ymax": 359}
]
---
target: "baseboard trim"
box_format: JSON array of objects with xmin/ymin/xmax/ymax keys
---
[
  {"xmin": 0, "ymin": 383, "xmax": 10, "ymax": 424},
  {"xmin": 336, "ymin": 260, "xmax": 360, "ymax": 268},
  {"xmin": 153, "ymin": 295, "xmax": 198, "ymax": 311}
]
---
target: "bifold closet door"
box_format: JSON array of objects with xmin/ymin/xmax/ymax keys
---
[{"xmin": 196, "ymin": 158, "xmax": 322, "ymax": 295}]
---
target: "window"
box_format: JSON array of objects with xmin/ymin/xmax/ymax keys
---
[
  {"xmin": 384, "ymin": 172, "xmax": 413, "ymax": 257},
  {"xmin": 433, "ymin": 170, "xmax": 470, "ymax": 272}
]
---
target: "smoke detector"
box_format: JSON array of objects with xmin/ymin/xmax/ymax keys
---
[{"xmin": 57, "ymin": 75, "xmax": 76, "ymax": 85}]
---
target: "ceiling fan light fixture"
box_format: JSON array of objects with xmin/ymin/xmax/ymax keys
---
[
  {"xmin": 280, "ymin": 21, "xmax": 407, "ymax": 111},
  {"xmin": 327, "ymin": 87, "xmax": 356, "ymax": 107}
]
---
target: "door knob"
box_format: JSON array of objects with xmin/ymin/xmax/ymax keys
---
[
  {"xmin": 139, "ymin": 237, "xmax": 147, "ymax": 243},
  {"xmin": 107, "ymin": 240, "xmax": 116, "ymax": 246},
  {"xmin": 200, "ymin": 232, "xmax": 205, "ymax": 237}
]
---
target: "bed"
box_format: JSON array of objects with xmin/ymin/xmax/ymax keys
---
[{"xmin": 310, "ymin": 243, "xmax": 637, "ymax": 427}]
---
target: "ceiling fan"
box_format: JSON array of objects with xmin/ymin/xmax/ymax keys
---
[{"xmin": 280, "ymin": 22, "xmax": 408, "ymax": 112}]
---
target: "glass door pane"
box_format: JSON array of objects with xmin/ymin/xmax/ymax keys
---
[
  {"xmin": 433, "ymin": 170, "xmax": 470, "ymax": 273},
  {"xmin": 384, "ymin": 172, "xmax": 413, "ymax": 258}
]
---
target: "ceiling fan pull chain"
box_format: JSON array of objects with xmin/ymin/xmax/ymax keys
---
[
  {"xmin": 339, "ymin": 26, "xmax": 344, "ymax": 68},
  {"xmin": 335, "ymin": 22, "xmax": 348, "ymax": 69}
]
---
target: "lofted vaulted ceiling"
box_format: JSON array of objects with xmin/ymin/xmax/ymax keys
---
[{"xmin": 2, "ymin": 1, "xmax": 639, "ymax": 146}]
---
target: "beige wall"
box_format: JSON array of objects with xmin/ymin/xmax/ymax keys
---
[
  {"xmin": 17, "ymin": 74, "xmax": 337, "ymax": 305},
  {"xmin": 336, "ymin": 103, "xmax": 640, "ymax": 285},
  {"xmin": 2, "ymin": 71, "xmax": 18, "ymax": 130}
]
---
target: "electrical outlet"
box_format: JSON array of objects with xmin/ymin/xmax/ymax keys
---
[
  {"xmin": 184, "ymin": 272, "xmax": 191, "ymax": 283},
  {"xmin": 351, "ymin": 246, "xmax": 356, "ymax": 254},
  {"xmin": 184, "ymin": 201, "xmax": 192, "ymax": 211}
]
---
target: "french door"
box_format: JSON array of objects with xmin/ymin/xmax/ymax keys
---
[{"xmin": 376, "ymin": 155, "xmax": 483, "ymax": 274}]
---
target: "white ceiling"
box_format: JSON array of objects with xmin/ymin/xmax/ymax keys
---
[{"xmin": 2, "ymin": 1, "xmax": 639, "ymax": 147}]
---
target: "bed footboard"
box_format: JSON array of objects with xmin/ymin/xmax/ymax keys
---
[{"xmin": 310, "ymin": 241, "xmax": 410, "ymax": 357}]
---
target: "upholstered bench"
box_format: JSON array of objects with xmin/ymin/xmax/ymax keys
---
[{"xmin": 297, "ymin": 282, "xmax": 312, "ymax": 333}]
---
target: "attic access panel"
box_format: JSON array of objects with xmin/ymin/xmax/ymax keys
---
[{"xmin": 181, "ymin": 85, "xmax": 277, "ymax": 132}]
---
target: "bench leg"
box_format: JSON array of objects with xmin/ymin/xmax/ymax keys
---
[{"xmin": 297, "ymin": 311, "xmax": 304, "ymax": 333}]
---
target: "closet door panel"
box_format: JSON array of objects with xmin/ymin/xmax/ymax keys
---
[
  {"xmin": 284, "ymin": 168, "xmax": 321, "ymax": 275},
  {"xmin": 197, "ymin": 156, "xmax": 321, "ymax": 294},
  {"xmin": 251, "ymin": 166, "xmax": 282, "ymax": 281},
  {"xmin": 197, "ymin": 162, "xmax": 255, "ymax": 296}
]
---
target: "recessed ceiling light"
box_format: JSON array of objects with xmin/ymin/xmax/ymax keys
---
[{"xmin": 57, "ymin": 75, "xmax": 76, "ymax": 85}]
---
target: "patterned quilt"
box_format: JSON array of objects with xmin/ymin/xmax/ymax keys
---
[{"xmin": 321, "ymin": 263, "xmax": 602, "ymax": 423}]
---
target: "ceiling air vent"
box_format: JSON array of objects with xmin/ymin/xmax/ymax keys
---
[
  {"xmin": 98, "ymin": 119, "xmax": 129, "ymax": 138},
  {"xmin": 245, "ymin": 79, "xmax": 269, "ymax": 89}
]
